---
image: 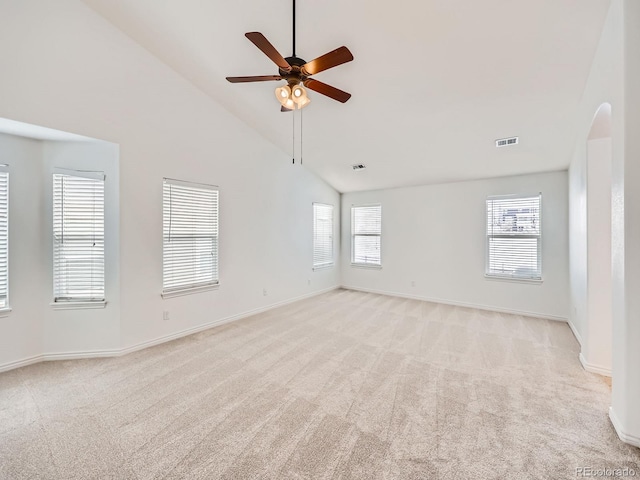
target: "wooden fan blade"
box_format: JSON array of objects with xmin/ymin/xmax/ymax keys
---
[
  {"xmin": 304, "ymin": 79, "xmax": 351, "ymax": 103},
  {"xmin": 245, "ymin": 32, "xmax": 291, "ymax": 72},
  {"xmin": 281, "ymin": 106, "xmax": 293, "ymax": 112},
  {"xmin": 301, "ymin": 46, "xmax": 353, "ymax": 76},
  {"xmin": 226, "ymin": 75, "xmax": 282, "ymax": 83}
]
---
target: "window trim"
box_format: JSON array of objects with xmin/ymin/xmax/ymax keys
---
[
  {"xmin": 161, "ymin": 283, "xmax": 219, "ymax": 300},
  {"xmin": 162, "ymin": 177, "xmax": 220, "ymax": 298},
  {"xmin": 52, "ymin": 168, "xmax": 106, "ymax": 306},
  {"xmin": 351, "ymin": 203, "xmax": 382, "ymax": 268},
  {"xmin": 312, "ymin": 202, "xmax": 334, "ymax": 271},
  {"xmin": 485, "ymin": 193, "xmax": 542, "ymax": 282},
  {"xmin": 50, "ymin": 300, "xmax": 107, "ymax": 310}
]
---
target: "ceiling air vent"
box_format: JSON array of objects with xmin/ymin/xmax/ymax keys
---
[
  {"xmin": 352, "ymin": 164, "xmax": 366, "ymax": 170},
  {"xmin": 496, "ymin": 136, "xmax": 519, "ymax": 148}
]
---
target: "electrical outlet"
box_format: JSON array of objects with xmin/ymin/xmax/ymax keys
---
[
  {"xmin": 411, "ymin": 281, "xmax": 416, "ymax": 287},
  {"xmin": 263, "ymin": 288, "xmax": 268, "ymax": 296},
  {"xmin": 163, "ymin": 311, "xmax": 170, "ymax": 321}
]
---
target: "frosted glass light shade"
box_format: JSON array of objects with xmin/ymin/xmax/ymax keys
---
[
  {"xmin": 296, "ymin": 96, "xmax": 311, "ymax": 109},
  {"xmin": 275, "ymin": 85, "xmax": 292, "ymax": 106},
  {"xmin": 292, "ymin": 85, "xmax": 310, "ymax": 109},
  {"xmin": 275, "ymin": 84, "xmax": 310, "ymax": 110},
  {"xmin": 292, "ymin": 85, "xmax": 304, "ymax": 98}
]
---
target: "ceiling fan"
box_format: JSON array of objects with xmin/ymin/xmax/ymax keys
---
[{"xmin": 225, "ymin": 0, "xmax": 354, "ymax": 112}]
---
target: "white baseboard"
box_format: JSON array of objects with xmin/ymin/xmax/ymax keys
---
[
  {"xmin": 567, "ymin": 319, "xmax": 583, "ymax": 346},
  {"xmin": 579, "ymin": 352, "xmax": 612, "ymax": 377},
  {"xmin": 40, "ymin": 349, "xmax": 124, "ymax": 362},
  {"xmin": 0, "ymin": 354, "xmax": 46, "ymax": 373},
  {"xmin": 340, "ymin": 285, "xmax": 568, "ymax": 322},
  {"xmin": 0, "ymin": 286, "xmax": 339, "ymax": 373},
  {"xmin": 119, "ymin": 285, "xmax": 338, "ymax": 356},
  {"xmin": 610, "ymin": 406, "xmax": 640, "ymax": 448},
  {"xmin": 569, "ymin": 320, "xmax": 615, "ymax": 378}
]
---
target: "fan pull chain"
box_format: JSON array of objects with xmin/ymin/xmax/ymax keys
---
[
  {"xmin": 292, "ymin": 108, "xmax": 295, "ymax": 164},
  {"xmin": 300, "ymin": 108, "xmax": 303, "ymax": 165}
]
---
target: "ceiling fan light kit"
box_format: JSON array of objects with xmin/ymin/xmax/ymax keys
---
[
  {"xmin": 275, "ymin": 83, "xmax": 310, "ymax": 110},
  {"xmin": 226, "ymin": 0, "xmax": 353, "ymax": 111}
]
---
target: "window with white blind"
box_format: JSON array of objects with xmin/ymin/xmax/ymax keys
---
[
  {"xmin": 163, "ymin": 178, "xmax": 219, "ymax": 296},
  {"xmin": 486, "ymin": 194, "xmax": 542, "ymax": 280},
  {"xmin": 313, "ymin": 203, "xmax": 333, "ymax": 269},
  {"xmin": 53, "ymin": 170, "xmax": 105, "ymax": 303},
  {"xmin": 0, "ymin": 167, "xmax": 9, "ymax": 310},
  {"xmin": 351, "ymin": 204, "xmax": 382, "ymax": 267}
]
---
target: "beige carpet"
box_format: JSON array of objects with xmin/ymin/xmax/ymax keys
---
[{"xmin": 1, "ymin": 289, "xmax": 638, "ymax": 479}]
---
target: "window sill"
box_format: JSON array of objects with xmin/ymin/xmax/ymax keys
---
[
  {"xmin": 162, "ymin": 283, "xmax": 219, "ymax": 299},
  {"xmin": 50, "ymin": 301, "xmax": 107, "ymax": 310},
  {"xmin": 0, "ymin": 307, "xmax": 12, "ymax": 318},
  {"xmin": 485, "ymin": 274, "xmax": 543, "ymax": 284},
  {"xmin": 351, "ymin": 263, "xmax": 382, "ymax": 270},
  {"xmin": 313, "ymin": 263, "xmax": 334, "ymax": 271}
]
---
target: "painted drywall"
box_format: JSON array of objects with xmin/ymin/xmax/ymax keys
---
[
  {"xmin": 341, "ymin": 171, "xmax": 569, "ymax": 320},
  {"xmin": 619, "ymin": 0, "xmax": 640, "ymax": 445},
  {"xmin": 0, "ymin": 0, "xmax": 340, "ymax": 367},
  {"xmin": 0, "ymin": 135, "xmax": 120, "ymax": 367},
  {"xmin": 0, "ymin": 133, "xmax": 46, "ymax": 367},
  {"xmin": 568, "ymin": 0, "xmax": 640, "ymax": 446},
  {"xmin": 585, "ymin": 137, "xmax": 612, "ymax": 374},
  {"xmin": 568, "ymin": 8, "xmax": 621, "ymax": 352}
]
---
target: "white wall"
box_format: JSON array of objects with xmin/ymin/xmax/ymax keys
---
[
  {"xmin": 341, "ymin": 171, "xmax": 569, "ymax": 320},
  {"xmin": 569, "ymin": 148, "xmax": 588, "ymax": 344},
  {"xmin": 0, "ymin": 0, "xmax": 340, "ymax": 368},
  {"xmin": 568, "ymin": 0, "xmax": 640, "ymax": 447},
  {"xmin": 0, "ymin": 135, "xmax": 121, "ymax": 367},
  {"xmin": 619, "ymin": 0, "xmax": 640, "ymax": 445},
  {"xmin": 568, "ymin": 5, "xmax": 622, "ymax": 350},
  {"xmin": 0, "ymin": 133, "xmax": 45, "ymax": 367},
  {"xmin": 584, "ymin": 137, "xmax": 612, "ymax": 374}
]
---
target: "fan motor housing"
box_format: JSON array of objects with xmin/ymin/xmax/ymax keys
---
[
  {"xmin": 284, "ymin": 56, "xmax": 306, "ymax": 67},
  {"xmin": 280, "ymin": 56, "xmax": 308, "ymax": 83}
]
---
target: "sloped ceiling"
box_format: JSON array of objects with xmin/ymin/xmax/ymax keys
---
[{"xmin": 82, "ymin": 0, "xmax": 611, "ymax": 192}]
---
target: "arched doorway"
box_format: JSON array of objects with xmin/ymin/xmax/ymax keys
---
[{"xmin": 582, "ymin": 103, "xmax": 613, "ymax": 376}]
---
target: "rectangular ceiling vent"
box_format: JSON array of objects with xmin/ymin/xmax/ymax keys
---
[
  {"xmin": 352, "ymin": 164, "xmax": 366, "ymax": 170},
  {"xmin": 496, "ymin": 136, "xmax": 519, "ymax": 148}
]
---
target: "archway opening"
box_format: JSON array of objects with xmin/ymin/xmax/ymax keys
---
[{"xmin": 582, "ymin": 102, "xmax": 613, "ymax": 376}]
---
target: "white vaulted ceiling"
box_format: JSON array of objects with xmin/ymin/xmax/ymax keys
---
[{"xmin": 81, "ymin": 0, "xmax": 611, "ymax": 192}]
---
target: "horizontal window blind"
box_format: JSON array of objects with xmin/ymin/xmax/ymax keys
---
[
  {"xmin": 0, "ymin": 169, "xmax": 8, "ymax": 309},
  {"xmin": 163, "ymin": 178, "xmax": 219, "ymax": 293},
  {"xmin": 53, "ymin": 171, "xmax": 105, "ymax": 302},
  {"xmin": 351, "ymin": 204, "xmax": 382, "ymax": 266},
  {"xmin": 313, "ymin": 203, "xmax": 334, "ymax": 268},
  {"xmin": 486, "ymin": 194, "xmax": 541, "ymax": 279}
]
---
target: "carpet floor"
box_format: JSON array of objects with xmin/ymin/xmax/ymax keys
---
[{"xmin": 1, "ymin": 289, "xmax": 639, "ymax": 479}]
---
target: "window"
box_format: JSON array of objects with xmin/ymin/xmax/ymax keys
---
[
  {"xmin": 486, "ymin": 194, "xmax": 541, "ymax": 280},
  {"xmin": 0, "ymin": 166, "xmax": 8, "ymax": 310},
  {"xmin": 313, "ymin": 203, "xmax": 334, "ymax": 269},
  {"xmin": 53, "ymin": 170, "xmax": 105, "ymax": 303},
  {"xmin": 163, "ymin": 178, "xmax": 219, "ymax": 296},
  {"xmin": 351, "ymin": 204, "xmax": 382, "ymax": 267}
]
